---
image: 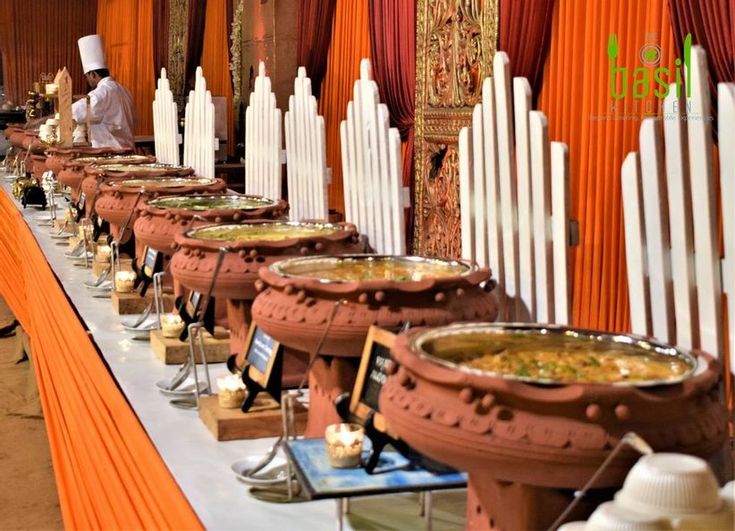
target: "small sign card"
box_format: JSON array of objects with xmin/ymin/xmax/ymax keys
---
[
  {"xmin": 240, "ymin": 323, "xmax": 283, "ymax": 413},
  {"xmin": 349, "ymin": 326, "xmax": 396, "ymax": 434}
]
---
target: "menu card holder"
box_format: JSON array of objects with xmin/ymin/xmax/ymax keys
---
[
  {"xmin": 175, "ymin": 290, "xmax": 216, "ymax": 341},
  {"xmin": 239, "ymin": 323, "xmax": 283, "ymax": 413},
  {"xmin": 133, "ymin": 246, "xmax": 164, "ymax": 297}
]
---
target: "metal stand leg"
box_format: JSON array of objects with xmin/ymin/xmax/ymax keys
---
[
  {"xmin": 424, "ymin": 491, "xmax": 433, "ymax": 531},
  {"xmin": 336, "ymin": 498, "xmax": 345, "ymax": 531}
]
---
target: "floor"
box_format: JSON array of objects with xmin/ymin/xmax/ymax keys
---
[{"xmin": 0, "ymin": 297, "xmax": 63, "ymax": 530}]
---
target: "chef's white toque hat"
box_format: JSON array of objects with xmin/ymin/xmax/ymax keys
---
[{"xmin": 78, "ymin": 35, "xmax": 107, "ymax": 74}]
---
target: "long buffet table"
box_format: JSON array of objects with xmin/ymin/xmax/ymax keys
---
[{"xmin": 0, "ymin": 176, "xmax": 464, "ymax": 529}]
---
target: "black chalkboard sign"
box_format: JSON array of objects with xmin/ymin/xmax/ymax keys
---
[
  {"xmin": 350, "ymin": 326, "xmax": 396, "ymax": 429},
  {"xmin": 240, "ymin": 322, "xmax": 284, "ymax": 412},
  {"xmin": 244, "ymin": 323, "xmax": 281, "ymax": 387},
  {"xmin": 142, "ymin": 246, "xmax": 160, "ymax": 277}
]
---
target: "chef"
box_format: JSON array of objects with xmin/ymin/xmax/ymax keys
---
[{"xmin": 72, "ymin": 34, "xmax": 135, "ymax": 149}]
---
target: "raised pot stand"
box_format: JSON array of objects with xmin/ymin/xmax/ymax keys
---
[
  {"xmin": 150, "ymin": 326, "xmax": 230, "ymax": 364},
  {"xmin": 198, "ymin": 394, "xmax": 307, "ymax": 442},
  {"xmin": 112, "ymin": 290, "xmax": 175, "ymax": 315}
]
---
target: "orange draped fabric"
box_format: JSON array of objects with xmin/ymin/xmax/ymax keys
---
[
  {"xmin": 538, "ymin": 0, "xmax": 678, "ymax": 332},
  {"xmin": 201, "ymin": 0, "xmax": 235, "ymax": 157},
  {"xmin": 96, "ymin": 0, "xmax": 156, "ymax": 136},
  {"xmin": 318, "ymin": 0, "xmax": 371, "ymax": 215},
  {"xmin": 0, "ymin": 191, "xmax": 202, "ymax": 529}
]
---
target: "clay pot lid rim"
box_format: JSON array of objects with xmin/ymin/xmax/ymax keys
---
[
  {"xmin": 173, "ymin": 220, "xmax": 358, "ymax": 249},
  {"xmin": 100, "ymin": 177, "xmax": 223, "ymax": 192},
  {"xmin": 88, "ymin": 162, "xmax": 191, "ymax": 176},
  {"xmin": 261, "ymin": 254, "xmax": 489, "ymax": 292},
  {"xmin": 68, "ymin": 154, "xmax": 156, "ymax": 170},
  {"xmin": 406, "ymin": 322, "xmax": 699, "ymax": 388},
  {"xmin": 142, "ymin": 193, "xmax": 286, "ymax": 215},
  {"xmin": 48, "ymin": 146, "xmax": 132, "ymax": 156}
]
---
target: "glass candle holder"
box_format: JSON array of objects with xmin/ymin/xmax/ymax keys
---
[
  {"xmin": 324, "ymin": 423, "xmax": 365, "ymax": 468},
  {"xmin": 96, "ymin": 244, "xmax": 112, "ymax": 263},
  {"xmin": 217, "ymin": 374, "xmax": 247, "ymax": 409},
  {"xmin": 114, "ymin": 271, "xmax": 136, "ymax": 293},
  {"xmin": 160, "ymin": 313, "xmax": 185, "ymax": 338}
]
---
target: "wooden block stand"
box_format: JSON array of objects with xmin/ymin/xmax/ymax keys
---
[
  {"xmin": 198, "ymin": 395, "xmax": 308, "ymax": 441},
  {"xmin": 92, "ymin": 259, "xmax": 110, "ymax": 277},
  {"xmin": 111, "ymin": 291, "xmax": 175, "ymax": 315},
  {"xmin": 150, "ymin": 326, "xmax": 231, "ymax": 364}
]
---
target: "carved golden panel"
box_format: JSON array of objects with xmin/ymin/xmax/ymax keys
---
[{"xmin": 414, "ymin": 0, "xmax": 497, "ymax": 256}]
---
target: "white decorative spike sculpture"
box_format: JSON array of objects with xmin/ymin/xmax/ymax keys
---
[
  {"xmin": 459, "ymin": 51, "xmax": 571, "ymax": 324},
  {"xmin": 183, "ymin": 67, "xmax": 217, "ymax": 178},
  {"xmin": 285, "ymin": 67, "xmax": 329, "ymax": 221},
  {"xmin": 245, "ymin": 62, "xmax": 283, "ymax": 200},
  {"xmin": 153, "ymin": 68, "xmax": 180, "ymax": 165},
  {"xmin": 622, "ymin": 45, "xmax": 733, "ymax": 378},
  {"xmin": 340, "ymin": 59, "xmax": 407, "ymax": 255}
]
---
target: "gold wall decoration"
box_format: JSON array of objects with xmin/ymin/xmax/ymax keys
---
[
  {"xmin": 167, "ymin": 0, "xmax": 188, "ymax": 107},
  {"xmin": 414, "ymin": 0, "xmax": 498, "ymax": 257}
]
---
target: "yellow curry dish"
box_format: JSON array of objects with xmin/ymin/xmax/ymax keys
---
[
  {"xmin": 415, "ymin": 325, "xmax": 696, "ymax": 385},
  {"xmin": 273, "ymin": 256, "xmax": 470, "ymax": 282},
  {"xmin": 188, "ymin": 222, "xmax": 344, "ymax": 242}
]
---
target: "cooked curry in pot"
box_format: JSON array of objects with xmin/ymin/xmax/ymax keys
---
[
  {"xmin": 188, "ymin": 222, "xmax": 342, "ymax": 242},
  {"xmin": 149, "ymin": 195, "xmax": 275, "ymax": 211},
  {"xmin": 419, "ymin": 329, "xmax": 694, "ymax": 384},
  {"xmin": 114, "ymin": 177, "xmax": 216, "ymax": 188},
  {"xmin": 275, "ymin": 256, "xmax": 470, "ymax": 282}
]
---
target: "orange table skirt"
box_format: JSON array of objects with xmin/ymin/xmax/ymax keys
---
[{"xmin": 0, "ymin": 187, "xmax": 202, "ymax": 530}]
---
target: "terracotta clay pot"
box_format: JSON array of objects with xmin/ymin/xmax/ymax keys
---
[
  {"xmin": 59, "ymin": 154, "xmax": 158, "ymax": 204},
  {"xmin": 21, "ymin": 131, "xmax": 45, "ymax": 154},
  {"xmin": 134, "ymin": 194, "xmax": 289, "ymax": 255},
  {"xmin": 251, "ymin": 255, "xmax": 498, "ymax": 436},
  {"xmin": 30, "ymin": 153, "xmax": 48, "ymax": 181},
  {"xmin": 381, "ymin": 323, "xmax": 729, "ymax": 530},
  {"xmin": 134, "ymin": 194, "xmax": 288, "ymax": 328},
  {"xmin": 95, "ymin": 176, "xmax": 225, "ymax": 242},
  {"xmin": 171, "ymin": 221, "xmax": 366, "ymax": 387},
  {"xmin": 8, "ymin": 127, "xmax": 27, "ymax": 149},
  {"xmin": 46, "ymin": 146, "xmax": 133, "ymax": 176}
]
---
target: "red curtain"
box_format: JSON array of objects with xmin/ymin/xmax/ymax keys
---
[
  {"xmin": 498, "ymin": 0, "xmax": 556, "ymax": 102},
  {"xmin": 185, "ymin": 0, "xmax": 209, "ymax": 91},
  {"xmin": 667, "ymin": 0, "xmax": 735, "ymax": 133},
  {"xmin": 0, "ymin": 0, "xmax": 97, "ymax": 104},
  {"xmin": 297, "ymin": 0, "xmax": 338, "ymax": 98},
  {"xmin": 368, "ymin": 0, "xmax": 416, "ymax": 244},
  {"xmin": 153, "ymin": 0, "xmax": 170, "ymax": 76}
]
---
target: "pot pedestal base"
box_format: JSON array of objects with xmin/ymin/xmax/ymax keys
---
[
  {"xmin": 111, "ymin": 291, "xmax": 175, "ymax": 315},
  {"xmin": 304, "ymin": 356, "xmax": 359, "ymax": 438},
  {"xmin": 198, "ymin": 394, "xmax": 307, "ymax": 441},
  {"xmin": 466, "ymin": 475, "xmax": 613, "ymax": 531},
  {"xmin": 150, "ymin": 327, "xmax": 230, "ymax": 364}
]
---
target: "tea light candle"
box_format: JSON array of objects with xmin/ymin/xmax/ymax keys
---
[
  {"xmin": 324, "ymin": 423, "xmax": 365, "ymax": 468},
  {"xmin": 160, "ymin": 313, "xmax": 185, "ymax": 338},
  {"xmin": 217, "ymin": 374, "xmax": 247, "ymax": 409},
  {"xmin": 46, "ymin": 118, "xmax": 59, "ymax": 126},
  {"xmin": 45, "ymin": 84, "xmax": 58, "ymax": 95},
  {"xmin": 96, "ymin": 244, "xmax": 111, "ymax": 263},
  {"xmin": 114, "ymin": 271, "xmax": 136, "ymax": 293}
]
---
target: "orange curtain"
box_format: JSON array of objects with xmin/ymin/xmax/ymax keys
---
[
  {"xmin": 96, "ymin": 0, "xmax": 155, "ymax": 136},
  {"xmin": 0, "ymin": 192, "xmax": 201, "ymax": 529},
  {"xmin": 0, "ymin": 0, "xmax": 97, "ymax": 105},
  {"xmin": 538, "ymin": 0, "xmax": 678, "ymax": 331},
  {"xmin": 201, "ymin": 0, "xmax": 235, "ymax": 157},
  {"xmin": 318, "ymin": 0, "xmax": 371, "ymax": 215}
]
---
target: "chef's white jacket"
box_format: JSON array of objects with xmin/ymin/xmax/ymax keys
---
[{"xmin": 72, "ymin": 77, "xmax": 135, "ymax": 149}]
